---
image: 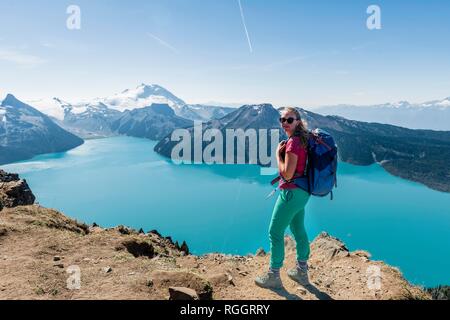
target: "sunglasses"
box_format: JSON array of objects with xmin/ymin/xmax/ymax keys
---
[{"xmin": 279, "ymin": 117, "xmax": 298, "ymax": 124}]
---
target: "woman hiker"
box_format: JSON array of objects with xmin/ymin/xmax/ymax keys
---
[{"xmin": 255, "ymin": 107, "xmax": 311, "ymax": 289}]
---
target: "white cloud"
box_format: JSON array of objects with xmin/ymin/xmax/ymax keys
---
[{"xmin": 0, "ymin": 48, "xmax": 47, "ymax": 67}]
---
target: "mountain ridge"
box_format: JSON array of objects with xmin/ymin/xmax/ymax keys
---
[
  {"xmin": 0, "ymin": 94, "xmax": 84, "ymax": 165},
  {"xmin": 314, "ymin": 96, "xmax": 450, "ymax": 131},
  {"xmin": 155, "ymin": 104, "xmax": 450, "ymax": 193},
  {"xmin": 28, "ymin": 84, "xmax": 235, "ymax": 123}
]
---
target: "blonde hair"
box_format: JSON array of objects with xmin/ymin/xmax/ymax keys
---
[{"xmin": 281, "ymin": 107, "xmax": 309, "ymax": 147}]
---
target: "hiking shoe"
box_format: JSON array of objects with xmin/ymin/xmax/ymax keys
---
[
  {"xmin": 287, "ymin": 264, "xmax": 310, "ymax": 285},
  {"xmin": 255, "ymin": 272, "xmax": 282, "ymax": 289}
]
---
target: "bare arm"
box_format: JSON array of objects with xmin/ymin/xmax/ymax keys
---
[{"xmin": 277, "ymin": 143, "xmax": 298, "ymax": 181}]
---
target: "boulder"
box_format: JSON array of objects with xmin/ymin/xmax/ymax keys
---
[
  {"xmin": 255, "ymin": 248, "xmax": 266, "ymax": 257},
  {"xmin": 206, "ymin": 273, "xmax": 234, "ymax": 287},
  {"xmin": 151, "ymin": 270, "xmax": 213, "ymax": 300},
  {"xmin": 0, "ymin": 171, "xmax": 19, "ymax": 183},
  {"xmin": 311, "ymin": 232, "xmax": 350, "ymax": 261},
  {"xmin": 169, "ymin": 287, "xmax": 199, "ymax": 300},
  {"xmin": 102, "ymin": 266, "xmax": 113, "ymax": 273},
  {"xmin": 117, "ymin": 225, "xmax": 133, "ymax": 235},
  {"xmin": 0, "ymin": 170, "xmax": 35, "ymax": 209}
]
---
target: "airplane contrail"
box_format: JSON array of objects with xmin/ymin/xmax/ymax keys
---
[
  {"xmin": 238, "ymin": 0, "xmax": 253, "ymax": 53},
  {"xmin": 147, "ymin": 33, "xmax": 179, "ymax": 54}
]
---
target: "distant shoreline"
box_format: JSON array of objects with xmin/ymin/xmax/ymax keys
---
[{"xmin": 2, "ymin": 135, "xmax": 449, "ymax": 195}]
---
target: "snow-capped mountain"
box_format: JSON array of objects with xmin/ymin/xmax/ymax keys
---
[
  {"xmin": 61, "ymin": 101, "xmax": 122, "ymax": 138},
  {"xmin": 99, "ymin": 83, "xmax": 234, "ymax": 121},
  {"xmin": 315, "ymin": 97, "xmax": 450, "ymax": 131},
  {"xmin": 0, "ymin": 94, "xmax": 83, "ymax": 164},
  {"xmin": 29, "ymin": 98, "xmax": 122, "ymax": 138},
  {"xmin": 27, "ymin": 84, "xmax": 234, "ymax": 136},
  {"xmin": 419, "ymin": 97, "xmax": 450, "ymax": 109},
  {"xmin": 101, "ymin": 84, "xmax": 186, "ymax": 112}
]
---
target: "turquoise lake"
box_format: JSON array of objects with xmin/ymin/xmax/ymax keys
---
[{"xmin": 2, "ymin": 136, "xmax": 449, "ymax": 287}]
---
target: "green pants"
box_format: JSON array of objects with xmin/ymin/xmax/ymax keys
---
[{"xmin": 269, "ymin": 188, "xmax": 311, "ymax": 269}]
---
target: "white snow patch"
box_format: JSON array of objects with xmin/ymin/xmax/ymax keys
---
[
  {"xmin": 1, "ymin": 108, "xmax": 6, "ymax": 123},
  {"xmin": 27, "ymin": 98, "xmax": 67, "ymax": 120},
  {"xmin": 252, "ymin": 105, "xmax": 263, "ymax": 114},
  {"xmin": 71, "ymin": 105, "xmax": 88, "ymax": 114},
  {"xmin": 104, "ymin": 94, "xmax": 178, "ymax": 112},
  {"xmin": 390, "ymin": 101, "xmax": 410, "ymax": 109},
  {"xmin": 101, "ymin": 84, "xmax": 185, "ymax": 112},
  {"xmin": 437, "ymin": 99, "xmax": 450, "ymax": 107}
]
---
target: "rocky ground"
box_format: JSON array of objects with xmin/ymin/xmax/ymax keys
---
[{"xmin": 0, "ymin": 170, "xmax": 431, "ymax": 300}]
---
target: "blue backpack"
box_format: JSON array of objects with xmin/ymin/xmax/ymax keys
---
[{"xmin": 271, "ymin": 129, "xmax": 338, "ymax": 200}]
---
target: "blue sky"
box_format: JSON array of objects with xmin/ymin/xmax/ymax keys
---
[{"xmin": 0, "ymin": 0, "xmax": 449, "ymax": 107}]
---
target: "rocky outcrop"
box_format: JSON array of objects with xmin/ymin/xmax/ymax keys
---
[
  {"xmin": 0, "ymin": 204, "xmax": 431, "ymax": 300},
  {"xmin": 0, "ymin": 171, "xmax": 432, "ymax": 300},
  {"xmin": 427, "ymin": 286, "xmax": 450, "ymax": 300},
  {"xmin": 0, "ymin": 170, "xmax": 35, "ymax": 210},
  {"xmin": 309, "ymin": 232, "xmax": 351, "ymax": 262}
]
